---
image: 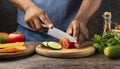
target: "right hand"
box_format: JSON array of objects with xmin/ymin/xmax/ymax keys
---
[{"xmin": 24, "ymin": 5, "xmax": 53, "ymax": 32}]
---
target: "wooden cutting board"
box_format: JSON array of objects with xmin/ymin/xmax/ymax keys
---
[
  {"xmin": 0, "ymin": 43, "xmax": 35, "ymax": 59},
  {"xmin": 36, "ymin": 44, "xmax": 95, "ymax": 58}
]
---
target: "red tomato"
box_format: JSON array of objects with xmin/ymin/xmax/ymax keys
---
[
  {"xmin": 7, "ymin": 32, "xmax": 25, "ymax": 43},
  {"xmin": 60, "ymin": 38, "xmax": 75, "ymax": 48}
]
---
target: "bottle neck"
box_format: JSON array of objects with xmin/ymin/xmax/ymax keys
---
[{"xmin": 104, "ymin": 19, "xmax": 111, "ymax": 24}]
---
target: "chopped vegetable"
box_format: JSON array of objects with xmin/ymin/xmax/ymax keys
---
[
  {"xmin": 41, "ymin": 41, "xmax": 62, "ymax": 50},
  {"xmin": 0, "ymin": 42, "xmax": 26, "ymax": 53},
  {"xmin": 0, "ymin": 45, "xmax": 26, "ymax": 53},
  {"xmin": 0, "ymin": 42, "xmax": 24, "ymax": 48},
  {"xmin": 41, "ymin": 41, "xmax": 48, "ymax": 48},
  {"xmin": 47, "ymin": 42, "xmax": 62, "ymax": 50},
  {"xmin": 59, "ymin": 38, "xmax": 74, "ymax": 49}
]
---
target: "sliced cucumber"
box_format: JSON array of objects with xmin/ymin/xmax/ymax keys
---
[
  {"xmin": 47, "ymin": 42, "xmax": 62, "ymax": 50},
  {"xmin": 41, "ymin": 41, "xmax": 48, "ymax": 48},
  {"xmin": 104, "ymin": 46, "xmax": 120, "ymax": 58}
]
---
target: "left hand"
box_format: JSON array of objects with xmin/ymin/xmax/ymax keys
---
[
  {"xmin": 66, "ymin": 20, "xmax": 89, "ymax": 48},
  {"xmin": 66, "ymin": 20, "xmax": 80, "ymax": 40}
]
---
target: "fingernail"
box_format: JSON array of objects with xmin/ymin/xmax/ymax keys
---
[{"xmin": 48, "ymin": 24, "xmax": 53, "ymax": 28}]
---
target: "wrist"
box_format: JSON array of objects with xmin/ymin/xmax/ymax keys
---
[
  {"xmin": 73, "ymin": 18, "xmax": 88, "ymax": 25},
  {"xmin": 23, "ymin": 1, "xmax": 37, "ymax": 12}
]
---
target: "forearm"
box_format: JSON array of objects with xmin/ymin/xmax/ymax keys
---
[
  {"xmin": 74, "ymin": 0, "xmax": 102, "ymax": 24},
  {"xmin": 9, "ymin": 0, "xmax": 36, "ymax": 11}
]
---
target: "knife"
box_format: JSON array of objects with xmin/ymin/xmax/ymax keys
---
[{"xmin": 42, "ymin": 24, "xmax": 77, "ymax": 42}]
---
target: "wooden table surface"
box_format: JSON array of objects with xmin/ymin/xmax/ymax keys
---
[{"xmin": 0, "ymin": 42, "xmax": 120, "ymax": 69}]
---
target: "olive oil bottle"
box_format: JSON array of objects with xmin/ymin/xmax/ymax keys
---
[{"xmin": 103, "ymin": 12, "xmax": 112, "ymax": 32}]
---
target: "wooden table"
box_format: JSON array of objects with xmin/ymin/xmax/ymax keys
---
[{"xmin": 0, "ymin": 42, "xmax": 120, "ymax": 69}]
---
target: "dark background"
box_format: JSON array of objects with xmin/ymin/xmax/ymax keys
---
[
  {"xmin": 0, "ymin": 0, "xmax": 17, "ymax": 33},
  {"xmin": 0, "ymin": 0, "xmax": 120, "ymax": 36}
]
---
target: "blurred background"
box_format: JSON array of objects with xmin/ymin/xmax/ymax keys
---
[
  {"xmin": 0, "ymin": 0, "xmax": 120, "ymax": 37},
  {"xmin": 0, "ymin": 0, "xmax": 17, "ymax": 33}
]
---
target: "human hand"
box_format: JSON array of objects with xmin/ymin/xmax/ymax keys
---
[
  {"xmin": 79, "ymin": 22, "xmax": 89, "ymax": 41},
  {"xmin": 66, "ymin": 20, "xmax": 89, "ymax": 48},
  {"xmin": 66, "ymin": 20, "xmax": 80, "ymax": 40},
  {"xmin": 24, "ymin": 5, "xmax": 53, "ymax": 32}
]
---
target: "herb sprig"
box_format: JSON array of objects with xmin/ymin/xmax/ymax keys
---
[{"xmin": 92, "ymin": 31, "xmax": 120, "ymax": 53}]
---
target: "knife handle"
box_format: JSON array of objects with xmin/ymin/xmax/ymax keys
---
[{"xmin": 41, "ymin": 24, "xmax": 49, "ymax": 32}]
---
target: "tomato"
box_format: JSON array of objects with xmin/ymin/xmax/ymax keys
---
[
  {"xmin": 59, "ymin": 38, "xmax": 75, "ymax": 48},
  {"xmin": 7, "ymin": 32, "xmax": 25, "ymax": 43}
]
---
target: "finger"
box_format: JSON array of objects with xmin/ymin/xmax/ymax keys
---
[
  {"xmin": 78, "ymin": 33, "xmax": 86, "ymax": 43},
  {"xmin": 81, "ymin": 27, "xmax": 89, "ymax": 39},
  {"xmin": 26, "ymin": 21, "xmax": 32, "ymax": 28},
  {"xmin": 32, "ymin": 17, "xmax": 44, "ymax": 32},
  {"xmin": 66, "ymin": 25, "xmax": 73, "ymax": 35},
  {"xmin": 37, "ymin": 21, "xmax": 44, "ymax": 32},
  {"xmin": 74, "ymin": 43, "xmax": 80, "ymax": 48},
  {"xmin": 27, "ymin": 20, "xmax": 36, "ymax": 30},
  {"xmin": 74, "ymin": 34, "xmax": 86, "ymax": 48},
  {"xmin": 32, "ymin": 16, "xmax": 44, "ymax": 31},
  {"xmin": 80, "ymin": 23, "xmax": 89, "ymax": 39},
  {"xmin": 25, "ymin": 19, "xmax": 32, "ymax": 28},
  {"xmin": 83, "ymin": 27, "xmax": 89, "ymax": 39},
  {"xmin": 39, "ymin": 12, "xmax": 53, "ymax": 28},
  {"xmin": 72, "ymin": 23, "xmax": 80, "ymax": 40},
  {"xmin": 37, "ymin": 26, "xmax": 44, "ymax": 32}
]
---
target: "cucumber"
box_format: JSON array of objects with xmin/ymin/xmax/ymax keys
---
[
  {"xmin": 104, "ymin": 46, "xmax": 120, "ymax": 58},
  {"xmin": 41, "ymin": 41, "xmax": 48, "ymax": 48},
  {"xmin": 47, "ymin": 42, "xmax": 62, "ymax": 50}
]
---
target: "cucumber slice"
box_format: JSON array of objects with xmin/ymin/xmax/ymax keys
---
[
  {"xmin": 41, "ymin": 41, "xmax": 48, "ymax": 48},
  {"xmin": 47, "ymin": 42, "xmax": 62, "ymax": 50},
  {"xmin": 104, "ymin": 46, "xmax": 120, "ymax": 58}
]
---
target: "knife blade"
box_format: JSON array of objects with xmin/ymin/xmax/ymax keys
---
[
  {"xmin": 47, "ymin": 28, "xmax": 77, "ymax": 42},
  {"xmin": 47, "ymin": 27, "xmax": 77, "ymax": 42},
  {"xmin": 42, "ymin": 24, "xmax": 77, "ymax": 42}
]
